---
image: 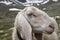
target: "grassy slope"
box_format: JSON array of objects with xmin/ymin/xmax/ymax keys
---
[{"xmin": 0, "ymin": 2, "xmax": 60, "ymax": 40}]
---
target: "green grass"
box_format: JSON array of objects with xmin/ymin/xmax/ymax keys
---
[{"xmin": 0, "ymin": 3, "xmax": 60, "ymax": 40}]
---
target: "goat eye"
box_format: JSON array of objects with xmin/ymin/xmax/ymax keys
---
[
  {"xmin": 33, "ymin": 14, "xmax": 37, "ymax": 17},
  {"xmin": 27, "ymin": 13, "xmax": 37, "ymax": 17}
]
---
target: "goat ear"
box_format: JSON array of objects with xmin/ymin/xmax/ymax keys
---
[{"xmin": 16, "ymin": 14, "xmax": 32, "ymax": 40}]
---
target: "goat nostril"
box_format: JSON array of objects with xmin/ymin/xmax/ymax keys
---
[{"xmin": 49, "ymin": 25, "xmax": 54, "ymax": 29}]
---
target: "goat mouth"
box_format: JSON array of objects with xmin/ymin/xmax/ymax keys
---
[{"xmin": 35, "ymin": 33, "xmax": 42, "ymax": 40}]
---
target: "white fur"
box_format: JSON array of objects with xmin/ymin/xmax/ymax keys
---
[{"xmin": 12, "ymin": 6, "xmax": 58, "ymax": 40}]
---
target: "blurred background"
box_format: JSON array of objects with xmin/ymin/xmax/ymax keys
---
[{"xmin": 0, "ymin": 0, "xmax": 60, "ymax": 40}]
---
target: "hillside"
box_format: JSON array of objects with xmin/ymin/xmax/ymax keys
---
[{"xmin": 0, "ymin": 1, "xmax": 60, "ymax": 40}]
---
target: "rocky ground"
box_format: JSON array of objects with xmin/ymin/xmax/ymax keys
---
[{"xmin": 0, "ymin": 2, "xmax": 60, "ymax": 40}]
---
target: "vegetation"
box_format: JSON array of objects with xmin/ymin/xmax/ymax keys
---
[{"xmin": 0, "ymin": 2, "xmax": 60, "ymax": 40}]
